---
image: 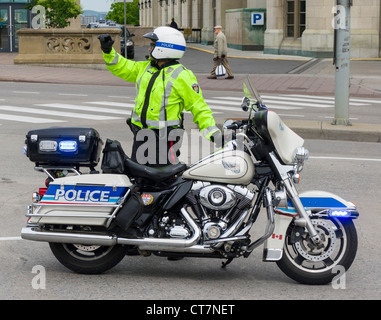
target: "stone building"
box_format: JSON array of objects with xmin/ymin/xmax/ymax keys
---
[
  {"xmin": 138, "ymin": 0, "xmax": 381, "ymax": 58},
  {"xmin": 0, "ymin": 0, "xmax": 31, "ymax": 52},
  {"xmin": 0, "ymin": 0, "xmax": 81, "ymax": 53}
]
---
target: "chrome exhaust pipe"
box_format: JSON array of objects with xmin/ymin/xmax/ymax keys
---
[
  {"xmin": 21, "ymin": 208, "xmax": 203, "ymax": 252},
  {"xmin": 21, "ymin": 227, "xmax": 118, "ymax": 246},
  {"xmin": 118, "ymin": 208, "xmax": 201, "ymax": 250}
]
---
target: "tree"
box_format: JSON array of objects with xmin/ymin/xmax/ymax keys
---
[
  {"xmin": 26, "ymin": 0, "xmax": 83, "ymax": 29},
  {"xmin": 106, "ymin": 0, "xmax": 139, "ymax": 26}
]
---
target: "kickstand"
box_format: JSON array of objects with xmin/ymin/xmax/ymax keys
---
[{"xmin": 221, "ymin": 258, "xmax": 233, "ymax": 268}]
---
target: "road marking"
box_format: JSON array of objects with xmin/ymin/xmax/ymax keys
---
[
  {"xmin": 321, "ymin": 116, "xmax": 359, "ymax": 121},
  {"xmin": 108, "ymin": 96, "xmax": 131, "ymax": 99},
  {"xmin": 349, "ymin": 98, "xmax": 381, "ymax": 104},
  {"xmin": 277, "ymin": 113, "xmax": 305, "ymax": 118},
  {"xmin": 87, "ymin": 101, "xmax": 135, "ymax": 108},
  {"xmin": 36, "ymin": 103, "xmax": 129, "ymax": 115},
  {"xmin": 288, "ymin": 94, "xmax": 379, "ymax": 105},
  {"xmin": 0, "ymin": 237, "xmax": 22, "ymax": 241},
  {"xmin": 0, "ymin": 105, "xmax": 122, "ymax": 121},
  {"xmin": 59, "ymin": 93, "xmax": 88, "ymax": 97},
  {"xmin": 310, "ymin": 156, "xmax": 381, "ymax": 162},
  {"xmin": 261, "ymin": 95, "xmax": 367, "ymax": 106},
  {"xmin": 0, "ymin": 113, "xmax": 66, "ymax": 123},
  {"xmin": 206, "ymin": 99, "xmax": 302, "ymax": 110},
  {"xmin": 264, "ymin": 99, "xmax": 334, "ymax": 108},
  {"xmin": 12, "ymin": 91, "xmax": 40, "ymax": 94}
]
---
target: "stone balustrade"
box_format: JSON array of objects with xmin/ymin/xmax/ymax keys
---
[{"xmin": 14, "ymin": 28, "xmax": 121, "ymax": 65}]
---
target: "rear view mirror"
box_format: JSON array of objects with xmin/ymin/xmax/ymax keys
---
[{"xmin": 241, "ymin": 97, "xmax": 250, "ymax": 111}]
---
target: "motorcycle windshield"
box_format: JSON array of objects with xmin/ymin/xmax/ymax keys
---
[
  {"xmin": 245, "ymin": 76, "xmax": 304, "ymax": 165},
  {"xmin": 243, "ymin": 75, "xmax": 264, "ymax": 110}
]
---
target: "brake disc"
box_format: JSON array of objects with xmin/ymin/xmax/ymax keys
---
[{"xmin": 294, "ymin": 219, "xmax": 337, "ymax": 262}]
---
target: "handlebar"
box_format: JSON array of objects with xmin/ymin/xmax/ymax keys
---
[{"xmin": 224, "ymin": 119, "xmax": 250, "ymax": 131}]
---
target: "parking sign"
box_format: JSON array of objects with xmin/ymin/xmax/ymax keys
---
[{"xmin": 251, "ymin": 12, "xmax": 264, "ymax": 25}]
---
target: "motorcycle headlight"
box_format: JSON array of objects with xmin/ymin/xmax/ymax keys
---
[{"xmin": 293, "ymin": 147, "xmax": 309, "ymax": 165}]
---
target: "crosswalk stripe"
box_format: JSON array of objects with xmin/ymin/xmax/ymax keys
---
[
  {"xmin": 207, "ymin": 99, "xmax": 302, "ymax": 110},
  {"xmin": 261, "ymin": 99, "xmax": 333, "ymax": 108},
  {"xmin": 0, "ymin": 113, "xmax": 66, "ymax": 123},
  {"xmin": 207, "ymin": 105, "xmax": 250, "ymax": 112},
  {"xmin": 36, "ymin": 103, "xmax": 130, "ymax": 115},
  {"xmin": 212, "ymin": 94, "xmax": 371, "ymax": 107},
  {"xmin": 87, "ymin": 101, "xmax": 135, "ymax": 108},
  {"xmin": 108, "ymin": 96, "xmax": 131, "ymax": 99},
  {"xmin": 262, "ymin": 95, "xmax": 367, "ymax": 106},
  {"xmin": 0, "ymin": 106, "xmax": 122, "ymax": 121},
  {"xmin": 287, "ymin": 94, "xmax": 379, "ymax": 105},
  {"xmin": 205, "ymin": 99, "xmax": 242, "ymax": 106},
  {"xmin": 349, "ymin": 98, "xmax": 381, "ymax": 104},
  {"xmin": 287, "ymin": 94, "xmax": 335, "ymax": 100}
]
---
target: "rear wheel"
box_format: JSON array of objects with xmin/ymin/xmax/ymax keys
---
[
  {"xmin": 277, "ymin": 217, "xmax": 358, "ymax": 285},
  {"xmin": 49, "ymin": 243, "xmax": 126, "ymax": 274}
]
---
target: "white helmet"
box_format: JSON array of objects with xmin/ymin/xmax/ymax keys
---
[{"xmin": 144, "ymin": 26, "xmax": 186, "ymax": 60}]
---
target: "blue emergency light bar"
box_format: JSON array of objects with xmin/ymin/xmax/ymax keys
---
[{"xmin": 59, "ymin": 141, "xmax": 78, "ymax": 152}]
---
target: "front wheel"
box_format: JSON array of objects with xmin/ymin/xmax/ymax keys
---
[
  {"xmin": 277, "ymin": 217, "xmax": 358, "ymax": 285},
  {"xmin": 49, "ymin": 243, "xmax": 127, "ymax": 274}
]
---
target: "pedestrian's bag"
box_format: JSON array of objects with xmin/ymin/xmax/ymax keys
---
[{"xmin": 216, "ymin": 62, "xmax": 226, "ymax": 77}]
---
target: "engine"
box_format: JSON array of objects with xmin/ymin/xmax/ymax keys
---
[
  {"xmin": 187, "ymin": 182, "xmax": 255, "ymax": 241},
  {"xmin": 152, "ymin": 182, "xmax": 255, "ymax": 242}
]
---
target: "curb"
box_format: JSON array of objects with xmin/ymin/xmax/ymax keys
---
[{"xmin": 284, "ymin": 119, "xmax": 381, "ymax": 143}]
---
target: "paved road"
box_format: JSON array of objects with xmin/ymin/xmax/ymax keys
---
[
  {"xmin": 1, "ymin": 82, "xmax": 381, "ymax": 127},
  {"xmin": 0, "ymin": 82, "xmax": 380, "ymax": 300}
]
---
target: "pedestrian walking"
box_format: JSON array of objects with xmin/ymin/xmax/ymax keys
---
[
  {"xmin": 98, "ymin": 27, "xmax": 222, "ymax": 167},
  {"xmin": 208, "ymin": 25, "xmax": 234, "ymax": 80},
  {"xmin": 170, "ymin": 18, "xmax": 178, "ymax": 30}
]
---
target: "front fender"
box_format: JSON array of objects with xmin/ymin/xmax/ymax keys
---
[
  {"xmin": 263, "ymin": 190, "xmax": 359, "ymax": 262},
  {"xmin": 277, "ymin": 190, "xmax": 359, "ymax": 219}
]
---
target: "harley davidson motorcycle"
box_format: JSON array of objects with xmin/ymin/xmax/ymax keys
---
[{"xmin": 21, "ymin": 78, "xmax": 359, "ymax": 285}]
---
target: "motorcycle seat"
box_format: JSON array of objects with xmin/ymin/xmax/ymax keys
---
[{"xmin": 124, "ymin": 157, "xmax": 187, "ymax": 183}]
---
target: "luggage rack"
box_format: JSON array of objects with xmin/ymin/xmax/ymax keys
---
[{"xmin": 34, "ymin": 166, "xmax": 83, "ymax": 180}]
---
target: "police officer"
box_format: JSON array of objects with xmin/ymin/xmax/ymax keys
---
[{"xmin": 98, "ymin": 26, "xmax": 222, "ymax": 167}]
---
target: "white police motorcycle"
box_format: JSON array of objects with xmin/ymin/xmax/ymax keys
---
[{"xmin": 21, "ymin": 78, "xmax": 358, "ymax": 285}]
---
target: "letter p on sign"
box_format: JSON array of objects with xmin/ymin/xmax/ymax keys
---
[{"xmin": 251, "ymin": 12, "xmax": 264, "ymax": 25}]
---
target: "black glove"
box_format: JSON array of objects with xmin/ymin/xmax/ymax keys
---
[
  {"xmin": 98, "ymin": 34, "xmax": 115, "ymax": 54},
  {"xmin": 211, "ymin": 131, "xmax": 224, "ymax": 149}
]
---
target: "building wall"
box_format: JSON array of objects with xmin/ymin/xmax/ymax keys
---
[
  {"xmin": 138, "ymin": 0, "xmax": 381, "ymax": 58},
  {"xmin": 264, "ymin": 0, "xmax": 381, "ymax": 58}
]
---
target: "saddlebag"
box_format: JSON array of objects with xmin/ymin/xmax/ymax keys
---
[
  {"xmin": 115, "ymin": 192, "xmax": 143, "ymax": 231},
  {"xmin": 25, "ymin": 127, "xmax": 103, "ymax": 168}
]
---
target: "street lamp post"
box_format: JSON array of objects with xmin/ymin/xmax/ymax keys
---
[
  {"xmin": 333, "ymin": 0, "xmax": 352, "ymax": 126},
  {"xmin": 115, "ymin": 0, "xmax": 133, "ymax": 59}
]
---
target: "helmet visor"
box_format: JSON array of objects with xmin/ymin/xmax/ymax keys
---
[{"xmin": 143, "ymin": 31, "xmax": 159, "ymax": 41}]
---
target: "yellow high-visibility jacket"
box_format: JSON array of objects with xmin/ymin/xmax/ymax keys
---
[{"xmin": 103, "ymin": 48, "xmax": 220, "ymax": 141}]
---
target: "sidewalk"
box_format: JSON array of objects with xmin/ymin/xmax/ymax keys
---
[{"xmin": 1, "ymin": 49, "xmax": 381, "ymax": 143}]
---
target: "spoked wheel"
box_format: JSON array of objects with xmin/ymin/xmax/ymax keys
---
[
  {"xmin": 277, "ymin": 217, "xmax": 358, "ymax": 285},
  {"xmin": 49, "ymin": 242, "xmax": 127, "ymax": 274}
]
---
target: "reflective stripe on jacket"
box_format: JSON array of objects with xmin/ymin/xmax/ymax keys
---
[{"xmin": 103, "ymin": 48, "xmax": 220, "ymax": 141}]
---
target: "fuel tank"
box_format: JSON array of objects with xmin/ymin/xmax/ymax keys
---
[{"xmin": 183, "ymin": 149, "xmax": 255, "ymax": 185}]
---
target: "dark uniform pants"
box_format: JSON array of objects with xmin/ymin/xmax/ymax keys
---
[{"xmin": 131, "ymin": 127, "xmax": 184, "ymax": 167}]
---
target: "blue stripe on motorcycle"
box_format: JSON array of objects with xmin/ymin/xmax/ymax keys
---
[{"xmin": 287, "ymin": 197, "xmax": 347, "ymax": 208}]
